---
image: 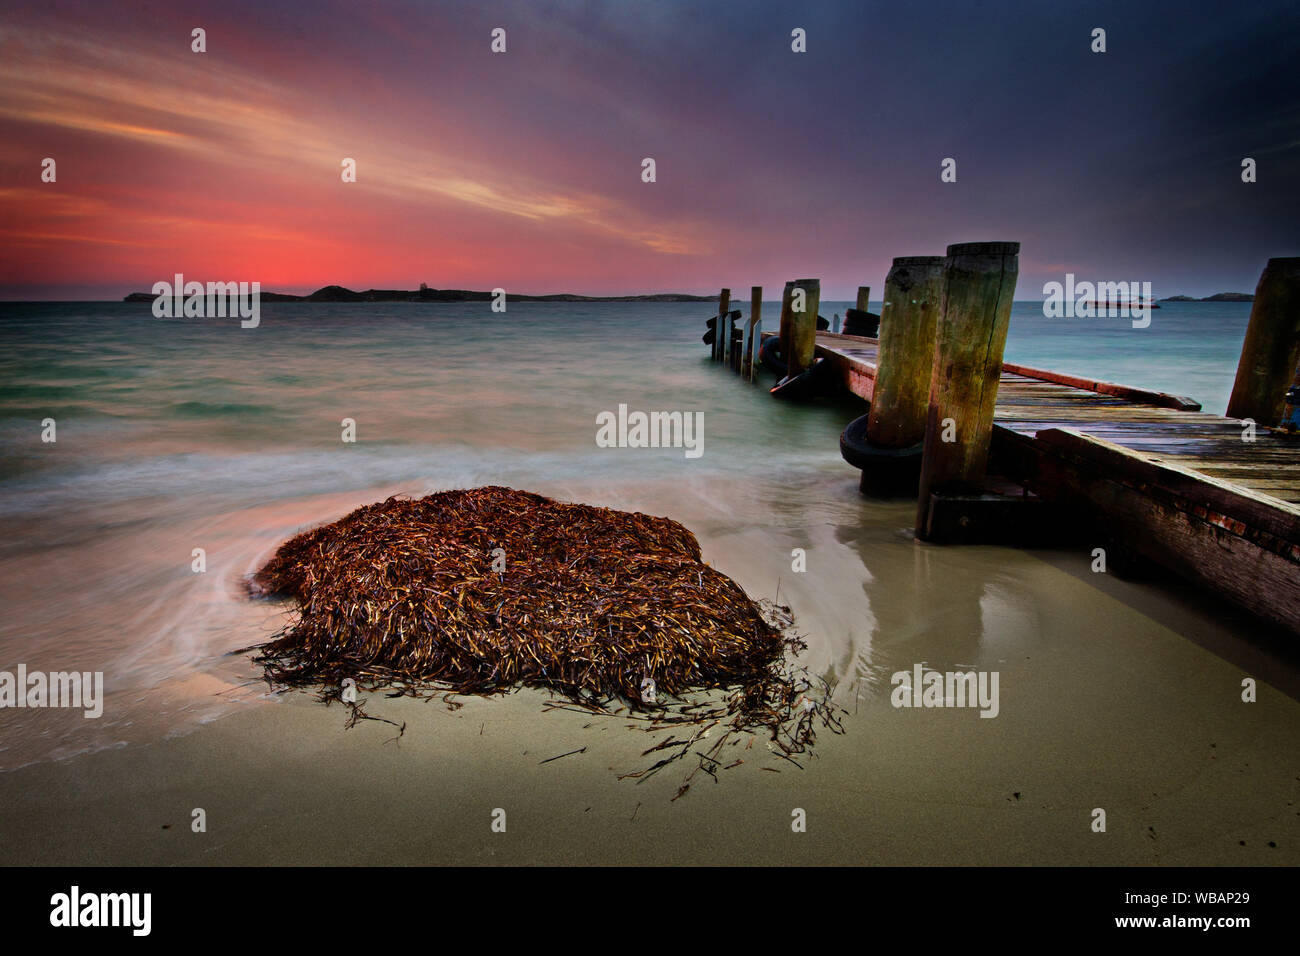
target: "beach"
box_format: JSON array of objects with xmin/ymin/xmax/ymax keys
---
[
  {"xmin": 1, "ymin": 299, "xmax": 1297, "ymax": 864},
  {"xmin": 1, "ymin": 500, "xmax": 1298, "ymax": 865}
]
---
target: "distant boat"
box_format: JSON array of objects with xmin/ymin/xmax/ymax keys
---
[{"xmin": 1076, "ymin": 300, "xmax": 1159, "ymax": 310}]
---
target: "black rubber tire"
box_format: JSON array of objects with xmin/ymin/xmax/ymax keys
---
[
  {"xmin": 759, "ymin": 336, "xmax": 787, "ymax": 377},
  {"xmin": 816, "ymin": 314, "xmax": 829, "ymax": 331},
  {"xmin": 842, "ymin": 308, "xmax": 880, "ymax": 337},
  {"xmin": 770, "ymin": 357, "xmax": 835, "ymax": 401},
  {"xmin": 840, "ymin": 414, "xmax": 873, "ymax": 468},
  {"xmin": 839, "ymin": 413, "xmax": 923, "ymax": 469}
]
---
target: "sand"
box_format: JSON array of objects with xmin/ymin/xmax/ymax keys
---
[{"xmin": 2, "ymin": 487, "xmax": 1297, "ymax": 866}]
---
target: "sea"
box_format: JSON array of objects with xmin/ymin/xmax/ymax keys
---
[{"xmin": 0, "ymin": 298, "xmax": 1254, "ymax": 768}]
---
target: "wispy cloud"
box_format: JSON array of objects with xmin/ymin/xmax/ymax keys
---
[{"xmin": 0, "ymin": 25, "xmax": 703, "ymax": 262}]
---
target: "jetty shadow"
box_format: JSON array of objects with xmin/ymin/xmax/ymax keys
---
[{"xmin": 1024, "ymin": 546, "xmax": 1300, "ymax": 703}]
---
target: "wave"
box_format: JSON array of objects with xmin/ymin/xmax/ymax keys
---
[{"xmin": 165, "ymin": 400, "xmax": 279, "ymax": 419}]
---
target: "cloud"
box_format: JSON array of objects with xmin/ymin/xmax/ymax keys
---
[{"xmin": 0, "ymin": 22, "xmax": 705, "ymax": 268}]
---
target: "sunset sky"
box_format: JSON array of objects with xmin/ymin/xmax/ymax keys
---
[{"xmin": 1, "ymin": 0, "xmax": 1296, "ymax": 300}]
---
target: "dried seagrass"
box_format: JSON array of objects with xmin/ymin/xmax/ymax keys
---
[
  {"xmin": 252, "ymin": 487, "xmax": 795, "ymax": 714},
  {"xmin": 251, "ymin": 487, "xmax": 846, "ymax": 797}
]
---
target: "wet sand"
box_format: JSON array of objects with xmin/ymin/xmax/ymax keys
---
[{"xmin": 2, "ymin": 483, "xmax": 1298, "ymax": 865}]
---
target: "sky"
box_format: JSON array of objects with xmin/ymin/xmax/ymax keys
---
[{"xmin": 1, "ymin": 0, "xmax": 1297, "ymax": 300}]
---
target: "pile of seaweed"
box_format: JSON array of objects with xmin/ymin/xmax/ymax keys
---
[{"xmin": 251, "ymin": 488, "xmax": 839, "ymax": 764}]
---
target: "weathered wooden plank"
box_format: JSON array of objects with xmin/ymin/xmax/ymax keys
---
[
  {"xmin": 713, "ymin": 288, "xmax": 730, "ymax": 362},
  {"xmin": 918, "ymin": 491, "xmax": 1058, "ymax": 545},
  {"xmin": 1019, "ymin": 430, "xmax": 1300, "ymax": 636},
  {"xmin": 821, "ymin": 349, "xmax": 876, "ymax": 401},
  {"xmin": 743, "ymin": 286, "xmax": 762, "ymax": 381},
  {"xmin": 739, "ymin": 312, "xmax": 753, "ymax": 380},
  {"xmin": 1033, "ymin": 428, "xmax": 1300, "ymax": 549},
  {"xmin": 1001, "ymin": 362, "xmax": 1201, "ymax": 410}
]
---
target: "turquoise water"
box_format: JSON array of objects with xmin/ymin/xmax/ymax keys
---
[
  {"xmin": 999, "ymin": 301, "xmax": 1251, "ymax": 412},
  {"xmin": 0, "ymin": 299, "xmax": 1253, "ymax": 766}
]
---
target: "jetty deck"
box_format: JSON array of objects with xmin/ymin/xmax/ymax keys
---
[
  {"xmin": 805, "ymin": 330, "xmax": 1300, "ymax": 635},
  {"xmin": 716, "ymin": 255, "xmax": 1299, "ymax": 637},
  {"xmin": 811, "ymin": 330, "xmax": 1300, "ymax": 504}
]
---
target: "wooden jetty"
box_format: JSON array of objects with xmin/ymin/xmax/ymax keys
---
[{"xmin": 705, "ymin": 250, "xmax": 1300, "ymax": 638}]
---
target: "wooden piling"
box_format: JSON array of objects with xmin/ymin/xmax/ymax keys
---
[
  {"xmin": 740, "ymin": 317, "xmax": 752, "ymax": 379},
  {"xmin": 1226, "ymin": 258, "xmax": 1300, "ymax": 427},
  {"xmin": 777, "ymin": 281, "xmax": 795, "ymax": 369},
  {"xmin": 916, "ymin": 242, "xmax": 1020, "ymax": 539},
  {"xmin": 794, "ymin": 273, "xmax": 1300, "ymax": 633},
  {"xmin": 743, "ymin": 286, "xmax": 762, "ymax": 380},
  {"xmin": 714, "ymin": 288, "xmax": 731, "ymax": 361},
  {"xmin": 867, "ymin": 256, "xmax": 946, "ymax": 449},
  {"xmin": 856, "ymin": 286, "xmax": 871, "ymax": 312},
  {"xmin": 788, "ymin": 278, "xmax": 820, "ymax": 378}
]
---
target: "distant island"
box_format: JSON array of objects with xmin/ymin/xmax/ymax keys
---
[
  {"xmin": 1159, "ymin": 292, "xmax": 1254, "ymax": 302},
  {"xmin": 124, "ymin": 284, "xmax": 713, "ymax": 303}
]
